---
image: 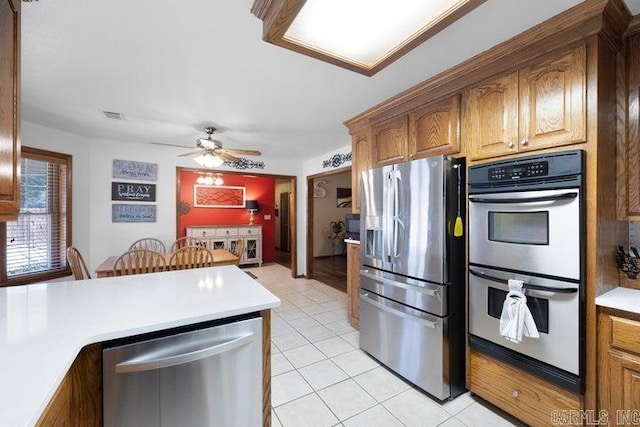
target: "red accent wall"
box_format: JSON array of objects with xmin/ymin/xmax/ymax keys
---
[{"xmin": 178, "ymin": 170, "xmax": 276, "ymax": 263}]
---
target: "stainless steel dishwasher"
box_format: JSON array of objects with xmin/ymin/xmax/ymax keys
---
[{"xmin": 103, "ymin": 315, "xmax": 262, "ymax": 427}]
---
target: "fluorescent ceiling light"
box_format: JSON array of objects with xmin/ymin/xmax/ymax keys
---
[{"xmin": 252, "ymin": 0, "xmax": 484, "ymax": 76}]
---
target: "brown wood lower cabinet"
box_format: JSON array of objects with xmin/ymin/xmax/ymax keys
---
[
  {"xmin": 598, "ymin": 307, "xmax": 640, "ymax": 426},
  {"xmin": 36, "ymin": 344, "xmax": 102, "ymax": 426},
  {"xmin": 347, "ymin": 242, "xmax": 360, "ymax": 330},
  {"xmin": 468, "ymin": 349, "xmax": 581, "ymax": 427}
]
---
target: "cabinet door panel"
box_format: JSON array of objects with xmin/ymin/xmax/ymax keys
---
[
  {"xmin": 609, "ymin": 351, "xmax": 640, "ymax": 418},
  {"xmin": 465, "ymin": 72, "xmax": 518, "ymax": 160},
  {"xmin": 371, "ymin": 115, "xmax": 408, "ymax": 167},
  {"xmin": 409, "ymin": 95, "xmax": 460, "ymax": 159},
  {"xmin": 0, "ymin": 0, "xmax": 20, "ymax": 220},
  {"xmin": 519, "ymin": 44, "xmax": 586, "ymax": 151},
  {"xmin": 628, "ymin": 36, "xmax": 640, "ymax": 216},
  {"xmin": 351, "ymin": 129, "xmax": 369, "ymax": 213}
]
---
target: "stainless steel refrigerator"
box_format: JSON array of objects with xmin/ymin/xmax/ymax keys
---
[{"xmin": 359, "ymin": 155, "xmax": 466, "ymax": 401}]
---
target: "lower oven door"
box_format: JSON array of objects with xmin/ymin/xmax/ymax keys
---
[
  {"xmin": 468, "ymin": 266, "xmax": 580, "ymax": 377},
  {"xmin": 359, "ymin": 291, "xmax": 449, "ymax": 400},
  {"xmin": 468, "ymin": 188, "xmax": 581, "ymax": 280}
]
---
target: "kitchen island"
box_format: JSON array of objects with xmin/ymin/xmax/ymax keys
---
[{"xmin": 0, "ymin": 266, "xmax": 280, "ymax": 427}]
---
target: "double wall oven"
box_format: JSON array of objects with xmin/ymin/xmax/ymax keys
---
[{"xmin": 468, "ymin": 150, "xmax": 585, "ymax": 393}]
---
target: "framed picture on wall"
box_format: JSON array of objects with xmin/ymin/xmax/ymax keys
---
[
  {"xmin": 337, "ymin": 188, "xmax": 352, "ymax": 208},
  {"xmin": 194, "ymin": 185, "xmax": 246, "ymax": 208}
]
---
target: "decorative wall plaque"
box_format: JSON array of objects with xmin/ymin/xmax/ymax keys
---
[
  {"xmin": 194, "ymin": 185, "xmax": 246, "ymax": 208},
  {"xmin": 112, "ymin": 159, "xmax": 158, "ymax": 181},
  {"xmin": 112, "ymin": 204, "xmax": 157, "ymax": 222},
  {"xmin": 322, "ymin": 152, "xmax": 352, "ymax": 168},
  {"xmin": 111, "ymin": 182, "xmax": 156, "ymax": 202}
]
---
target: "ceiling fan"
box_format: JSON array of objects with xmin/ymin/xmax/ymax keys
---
[{"xmin": 179, "ymin": 127, "xmax": 262, "ymax": 168}]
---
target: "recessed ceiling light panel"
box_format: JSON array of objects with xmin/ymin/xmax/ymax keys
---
[{"xmin": 253, "ymin": 0, "xmax": 485, "ymax": 75}]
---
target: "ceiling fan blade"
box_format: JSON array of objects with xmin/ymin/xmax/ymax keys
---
[
  {"xmin": 216, "ymin": 151, "xmax": 240, "ymax": 162},
  {"xmin": 178, "ymin": 150, "xmax": 202, "ymax": 157},
  {"xmin": 220, "ymin": 148, "xmax": 262, "ymax": 156}
]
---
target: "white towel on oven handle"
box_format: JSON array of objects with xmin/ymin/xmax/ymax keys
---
[{"xmin": 499, "ymin": 279, "xmax": 540, "ymax": 343}]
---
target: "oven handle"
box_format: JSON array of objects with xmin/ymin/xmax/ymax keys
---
[
  {"xmin": 360, "ymin": 292, "xmax": 438, "ymax": 329},
  {"xmin": 468, "ymin": 192, "xmax": 577, "ymax": 204},
  {"xmin": 469, "ymin": 269, "xmax": 578, "ymax": 293}
]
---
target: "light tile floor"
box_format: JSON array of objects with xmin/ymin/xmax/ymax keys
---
[{"xmin": 246, "ymin": 264, "xmax": 524, "ymax": 427}]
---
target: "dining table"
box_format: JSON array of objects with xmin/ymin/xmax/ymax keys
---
[{"xmin": 94, "ymin": 249, "xmax": 240, "ymax": 278}]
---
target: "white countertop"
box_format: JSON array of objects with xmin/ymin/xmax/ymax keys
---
[
  {"xmin": 344, "ymin": 239, "xmax": 360, "ymax": 244},
  {"xmin": 0, "ymin": 266, "xmax": 280, "ymax": 427},
  {"xmin": 595, "ymin": 287, "xmax": 640, "ymax": 315}
]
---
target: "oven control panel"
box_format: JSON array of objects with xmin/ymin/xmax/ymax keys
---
[{"xmin": 488, "ymin": 161, "xmax": 549, "ymax": 181}]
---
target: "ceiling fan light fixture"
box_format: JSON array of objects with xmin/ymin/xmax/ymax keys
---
[{"xmin": 194, "ymin": 153, "xmax": 224, "ymax": 168}]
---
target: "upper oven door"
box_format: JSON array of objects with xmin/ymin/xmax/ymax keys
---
[{"xmin": 469, "ymin": 188, "xmax": 580, "ymax": 280}]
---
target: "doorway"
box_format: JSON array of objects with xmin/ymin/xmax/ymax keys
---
[
  {"xmin": 275, "ymin": 178, "xmax": 292, "ymax": 268},
  {"xmin": 175, "ymin": 168, "xmax": 298, "ymax": 277},
  {"xmin": 306, "ymin": 166, "xmax": 351, "ymax": 292}
]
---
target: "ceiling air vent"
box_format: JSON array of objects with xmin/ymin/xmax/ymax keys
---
[{"xmin": 102, "ymin": 110, "xmax": 125, "ymax": 120}]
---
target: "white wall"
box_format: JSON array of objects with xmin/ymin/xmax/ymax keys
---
[{"xmin": 313, "ymin": 172, "xmax": 351, "ymax": 257}]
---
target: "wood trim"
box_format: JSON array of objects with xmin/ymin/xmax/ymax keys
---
[
  {"xmin": 252, "ymin": 0, "xmax": 486, "ymax": 76},
  {"xmin": 306, "ymin": 176, "xmax": 314, "ymax": 279},
  {"xmin": 261, "ymin": 309, "xmax": 272, "ymax": 427},
  {"xmin": 307, "ymin": 165, "xmax": 351, "ymax": 180},
  {"xmin": 288, "ymin": 177, "xmax": 297, "ymax": 277},
  {"xmin": 36, "ymin": 344, "xmax": 102, "ymax": 426},
  {"xmin": 344, "ymin": 0, "xmax": 630, "ymax": 128}
]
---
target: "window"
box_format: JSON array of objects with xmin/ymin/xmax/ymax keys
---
[{"xmin": 0, "ymin": 147, "xmax": 72, "ymax": 286}]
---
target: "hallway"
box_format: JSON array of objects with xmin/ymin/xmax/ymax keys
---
[{"xmin": 245, "ymin": 263, "xmax": 522, "ymax": 427}]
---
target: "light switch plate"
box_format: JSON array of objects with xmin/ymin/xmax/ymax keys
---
[{"xmin": 264, "ymin": 215, "xmax": 271, "ymax": 220}]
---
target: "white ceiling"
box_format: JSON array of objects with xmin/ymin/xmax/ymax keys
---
[{"xmin": 20, "ymin": 0, "xmax": 640, "ymax": 162}]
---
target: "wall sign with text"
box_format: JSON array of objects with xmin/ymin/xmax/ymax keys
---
[
  {"xmin": 112, "ymin": 159, "xmax": 158, "ymax": 181},
  {"xmin": 111, "ymin": 182, "xmax": 156, "ymax": 202},
  {"xmin": 112, "ymin": 204, "xmax": 157, "ymax": 223}
]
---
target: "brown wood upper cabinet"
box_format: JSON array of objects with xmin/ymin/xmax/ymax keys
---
[
  {"xmin": 370, "ymin": 115, "xmax": 408, "ymax": 168},
  {"xmin": 465, "ymin": 44, "xmax": 586, "ymax": 161},
  {"xmin": 0, "ymin": 0, "xmax": 21, "ymax": 221},
  {"xmin": 627, "ymin": 34, "xmax": 640, "ymax": 217},
  {"xmin": 408, "ymin": 94, "xmax": 461, "ymax": 159},
  {"xmin": 350, "ymin": 125, "xmax": 370, "ymax": 214}
]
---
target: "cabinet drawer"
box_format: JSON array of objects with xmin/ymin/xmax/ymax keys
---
[
  {"xmin": 238, "ymin": 226, "xmax": 262, "ymax": 236},
  {"xmin": 188, "ymin": 228, "xmax": 216, "ymax": 238},
  {"xmin": 610, "ymin": 316, "xmax": 640, "ymax": 355},
  {"xmin": 468, "ymin": 350, "xmax": 580, "ymax": 427},
  {"xmin": 216, "ymin": 228, "xmax": 238, "ymax": 237}
]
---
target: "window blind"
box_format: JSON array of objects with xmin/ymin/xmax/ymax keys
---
[{"xmin": 5, "ymin": 156, "xmax": 68, "ymax": 277}]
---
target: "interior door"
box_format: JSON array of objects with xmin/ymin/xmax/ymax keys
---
[{"xmin": 280, "ymin": 192, "xmax": 290, "ymax": 252}]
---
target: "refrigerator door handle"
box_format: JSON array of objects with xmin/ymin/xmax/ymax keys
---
[
  {"xmin": 360, "ymin": 269, "xmax": 440, "ymax": 297},
  {"xmin": 361, "ymin": 292, "xmax": 438, "ymax": 329},
  {"xmin": 392, "ymin": 170, "xmax": 405, "ymax": 258}
]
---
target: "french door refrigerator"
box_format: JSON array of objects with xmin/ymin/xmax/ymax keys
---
[{"xmin": 359, "ymin": 155, "xmax": 466, "ymax": 401}]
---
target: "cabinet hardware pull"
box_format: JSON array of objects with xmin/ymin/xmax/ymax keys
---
[
  {"xmin": 520, "ymin": 139, "xmax": 528, "ymax": 146},
  {"xmin": 512, "ymin": 390, "xmax": 519, "ymax": 398},
  {"xmin": 507, "ymin": 141, "xmax": 514, "ymax": 148}
]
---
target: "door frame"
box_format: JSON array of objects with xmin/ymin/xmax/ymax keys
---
[
  {"xmin": 175, "ymin": 167, "xmax": 298, "ymax": 278},
  {"xmin": 306, "ymin": 166, "xmax": 351, "ymax": 280}
]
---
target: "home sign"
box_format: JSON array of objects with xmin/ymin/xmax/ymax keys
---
[{"xmin": 111, "ymin": 182, "xmax": 156, "ymax": 202}]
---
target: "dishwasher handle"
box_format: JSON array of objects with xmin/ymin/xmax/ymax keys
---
[{"xmin": 115, "ymin": 332, "xmax": 255, "ymax": 374}]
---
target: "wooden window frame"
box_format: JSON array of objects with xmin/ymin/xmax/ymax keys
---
[{"xmin": 0, "ymin": 147, "xmax": 72, "ymax": 286}]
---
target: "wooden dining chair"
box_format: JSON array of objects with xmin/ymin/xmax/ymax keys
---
[
  {"xmin": 129, "ymin": 237, "xmax": 166, "ymax": 253},
  {"xmin": 113, "ymin": 249, "xmax": 167, "ymax": 276},
  {"xmin": 168, "ymin": 246, "xmax": 214, "ymax": 270},
  {"xmin": 231, "ymin": 239, "xmax": 245, "ymax": 261},
  {"xmin": 66, "ymin": 246, "xmax": 92, "ymax": 280},
  {"xmin": 170, "ymin": 236, "xmax": 205, "ymax": 252}
]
